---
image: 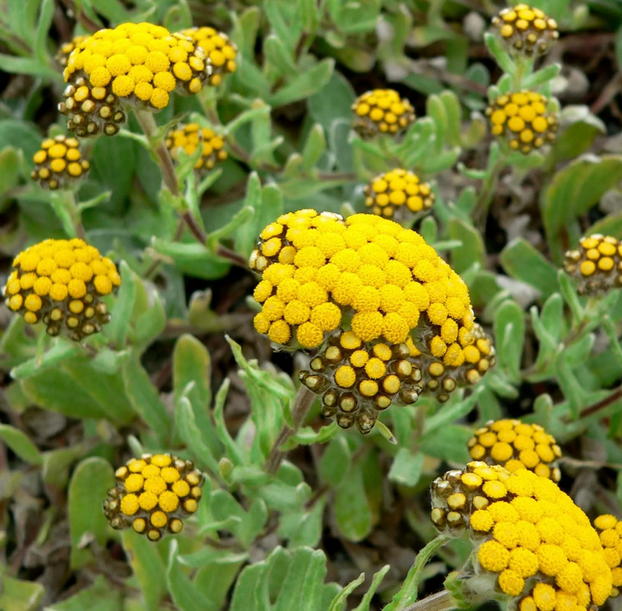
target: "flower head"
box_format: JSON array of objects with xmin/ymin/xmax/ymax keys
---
[
  {"xmin": 364, "ymin": 169, "xmax": 434, "ymax": 220},
  {"xmin": 2, "ymin": 238, "xmax": 121, "ymax": 340},
  {"xmin": 103, "ymin": 454, "xmax": 204, "ymax": 542},
  {"xmin": 492, "ymin": 4, "xmax": 559, "ymax": 58},
  {"xmin": 431, "ymin": 462, "xmax": 613, "ymax": 610},
  {"xmin": 419, "ymin": 323, "xmax": 496, "ymax": 402},
  {"xmin": 180, "ymin": 27, "xmax": 237, "ymax": 86},
  {"xmin": 486, "ymin": 91, "xmax": 558, "ymax": 155},
  {"xmin": 165, "ymin": 123, "xmax": 227, "ymax": 174},
  {"xmin": 564, "ymin": 235, "xmax": 622, "ymax": 296},
  {"xmin": 468, "ymin": 419, "xmax": 561, "ymax": 481},
  {"xmin": 56, "ymin": 34, "xmax": 90, "ymax": 67},
  {"xmin": 31, "ymin": 135, "xmax": 90, "ymax": 190},
  {"xmin": 59, "ymin": 22, "xmax": 212, "ymax": 136},
  {"xmin": 251, "ymin": 210, "xmax": 478, "ymax": 432},
  {"xmin": 351, "ymin": 90, "xmax": 415, "ymax": 139},
  {"xmin": 593, "ymin": 515, "xmax": 622, "ymax": 598},
  {"xmin": 300, "ymin": 331, "xmax": 423, "ymax": 433}
]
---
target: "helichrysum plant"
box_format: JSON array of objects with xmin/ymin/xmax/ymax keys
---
[{"xmin": 3, "ymin": 1, "xmax": 622, "ymax": 611}]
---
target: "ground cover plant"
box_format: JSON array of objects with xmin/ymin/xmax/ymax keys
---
[{"xmin": 1, "ymin": 1, "xmax": 622, "ymax": 610}]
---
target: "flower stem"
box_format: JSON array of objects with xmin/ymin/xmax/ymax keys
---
[
  {"xmin": 134, "ymin": 109, "xmax": 247, "ymax": 269},
  {"xmin": 397, "ymin": 590, "xmax": 457, "ymax": 611},
  {"xmin": 265, "ymin": 386, "xmax": 315, "ymax": 474}
]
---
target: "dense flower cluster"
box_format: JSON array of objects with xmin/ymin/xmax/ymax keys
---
[
  {"xmin": 2, "ymin": 239, "xmax": 121, "ymax": 340},
  {"xmin": 564, "ymin": 235, "xmax": 622, "ymax": 296},
  {"xmin": 180, "ymin": 27, "xmax": 237, "ymax": 86},
  {"xmin": 419, "ymin": 323, "xmax": 496, "ymax": 403},
  {"xmin": 486, "ymin": 91, "xmax": 558, "ymax": 155},
  {"xmin": 59, "ymin": 22, "xmax": 212, "ymax": 137},
  {"xmin": 351, "ymin": 89, "xmax": 415, "ymax": 139},
  {"xmin": 468, "ymin": 419, "xmax": 562, "ymax": 482},
  {"xmin": 300, "ymin": 331, "xmax": 423, "ymax": 433},
  {"xmin": 103, "ymin": 454, "xmax": 204, "ymax": 542},
  {"xmin": 250, "ymin": 210, "xmax": 474, "ymax": 354},
  {"xmin": 165, "ymin": 123, "xmax": 227, "ymax": 174},
  {"xmin": 593, "ymin": 515, "xmax": 622, "ymax": 598},
  {"xmin": 56, "ymin": 35, "xmax": 89, "ymax": 67},
  {"xmin": 431, "ymin": 462, "xmax": 613, "ymax": 611},
  {"xmin": 31, "ymin": 135, "xmax": 90, "ymax": 190},
  {"xmin": 492, "ymin": 4, "xmax": 559, "ymax": 58},
  {"xmin": 364, "ymin": 169, "xmax": 434, "ymax": 220}
]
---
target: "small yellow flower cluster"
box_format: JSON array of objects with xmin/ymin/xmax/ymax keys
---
[
  {"xmin": 419, "ymin": 323, "xmax": 496, "ymax": 402},
  {"xmin": 165, "ymin": 123, "xmax": 227, "ymax": 174},
  {"xmin": 593, "ymin": 515, "xmax": 622, "ymax": 597},
  {"xmin": 3, "ymin": 239, "xmax": 121, "ymax": 340},
  {"xmin": 56, "ymin": 34, "xmax": 90, "ymax": 67},
  {"xmin": 364, "ymin": 169, "xmax": 434, "ymax": 220},
  {"xmin": 486, "ymin": 91, "xmax": 558, "ymax": 155},
  {"xmin": 250, "ymin": 210, "xmax": 474, "ymax": 357},
  {"xmin": 299, "ymin": 330, "xmax": 423, "ymax": 433},
  {"xmin": 180, "ymin": 27, "xmax": 237, "ymax": 87},
  {"xmin": 492, "ymin": 4, "xmax": 559, "ymax": 58},
  {"xmin": 468, "ymin": 419, "xmax": 562, "ymax": 482},
  {"xmin": 31, "ymin": 135, "xmax": 90, "ymax": 190},
  {"xmin": 59, "ymin": 22, "xmax": 212, "ymax": 136},
  {"xmin": 431, "ymin": 462, "xmax": 613, "ymax": 610},
  {"xmin": 103, "ymin": 454, "xmax": 204, "ymax": 542},
  {"xmin": 564, "ymin": 235, "xmax": 622, "ymax": 296},
  {"xmin": 351, "ymin": 89, "xmax": 415, "ymax": 139}
]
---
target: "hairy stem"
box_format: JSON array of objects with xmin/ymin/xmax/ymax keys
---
[
  {"xmin": 265, "ymin": 386, "xmax": 315, "ymax": 474},
  {"xmin": 398, "ymin": 590, "xmax": 457, "ymax": 611}
]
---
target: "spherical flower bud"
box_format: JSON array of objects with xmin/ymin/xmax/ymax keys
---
[
  {"xmin": 56, "ymin": 34, "xmax": 90, "ymax": 67},
  {"xmin": 492, "ymin": 4, "xmax": 559, "ymax": 58},
  {"xmin": 563, "ymin": 234, "xmax": 622, "ymax": 296},
  {"xmin": 60, "ymin": 22, "xmax": 213, "ymax": 135},
  {"xmin": 486, "ymin": 91, "xmax": 558, "ymax": 155},
  {"xmin": 103, "ymin": 453, "xmax": 204, "ymax": 542},
  {"xmin": 250, "ymin": 211, "xmax": 475, "ymax": 359},
  {"xmin": 300, "ymin": 330, "xmax": 423, "ymax": 434},
  {"xmin": 431, "ymin": 462, "xmax": 613, "ymax": 610},
  {"xmin": 179, "ymin": 27, "xmax": 237, "ymax": 87},
  {"xmin": 419, "ymin": 322, "xmax": 495, "ymax": 402},
  {"xmin": 31, "ymin": 135, "xmax": 90, "ymax": 190},
  {"xmin": 165, "ymin": 123, "xmax": 227, "ymax": 175},
  {"xmin": 351, "ymin": 89, "xmax": 415, "ymax": 140},
  {"xmin": 467, "ymin": 418, "xmax": 561, "ymax": 481},
  {"xmin": 364, "ymin": 169, "xmax": 434, "ymax": 220},
  {"xmin": 593, "ymin": 514, "xmax": 622, "ymax": 598},
  {"xmin": 2, "ymin": 238, "xmax": 121, "ymax": 340}
]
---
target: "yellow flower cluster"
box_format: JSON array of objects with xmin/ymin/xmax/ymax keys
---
[
  {"xmin": 419, "ymin": 323, "xmax": 496, "ymax": 402},
  {"xmin": 56, "ymin": 34, "xmax": 90, "ymax": 67},
  {"xmin": 103, "ymin": 454, "xmax": 204, "ymax": 542},
  {"xmin": 300, "ymin": 330, "xmax": 423, "ymax": 433},
  {"xmin": 431, "ymin": 462, "xmax": 613, "ymax": 610},
  {"xmin": 31, "ymin": 135, "xmax": 90, "ymax": 190},
  {"xmin": 593, "ymin": 515, "xmax": 622, "ymax": 597},
  {"xmin": 59, "ymin": 75, "xmax": 127, "ymax": 137},
  {"xmin": 486, "ymin": 91, "xmax": 558, "ymax": 155},
  {"xmin": 351, "ymin": 89, "xmax": 415, "ymax": 139},
  {"xmin": 468, "ymin": 419, "xmax": 562, "ymax": 482},
  {"xmin": 364, "ymin": 169, "xmax": 434, "ymax": 220},
  {"xmin": 250, "ymin": 210, "xmax": 474, "ymax": 357},
  {"xmin": 3, "ymin": 239, "xmax": 121, "ymax": 340},
  {"xmin": 165, "ymin": 123, "xmax": 227, "ymax": 174},
  {"xmin": 564, "ymin": 234, "xmax": 622, "ymax": 296},
  {"xmin": 492, "ymin": 4, "xmax": 559, "ymax": 58},
  {"xmin": 180, "ymin": 27, "xmax": 237, "ymax": 87},
  {"xmin": 59, "ymin": 22, "xmax": 212, "ymax": 136}
]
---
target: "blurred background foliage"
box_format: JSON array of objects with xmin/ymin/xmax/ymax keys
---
[{"xmin": 1, "ymin": 0, "xmax": 622, "ymax": 610}]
